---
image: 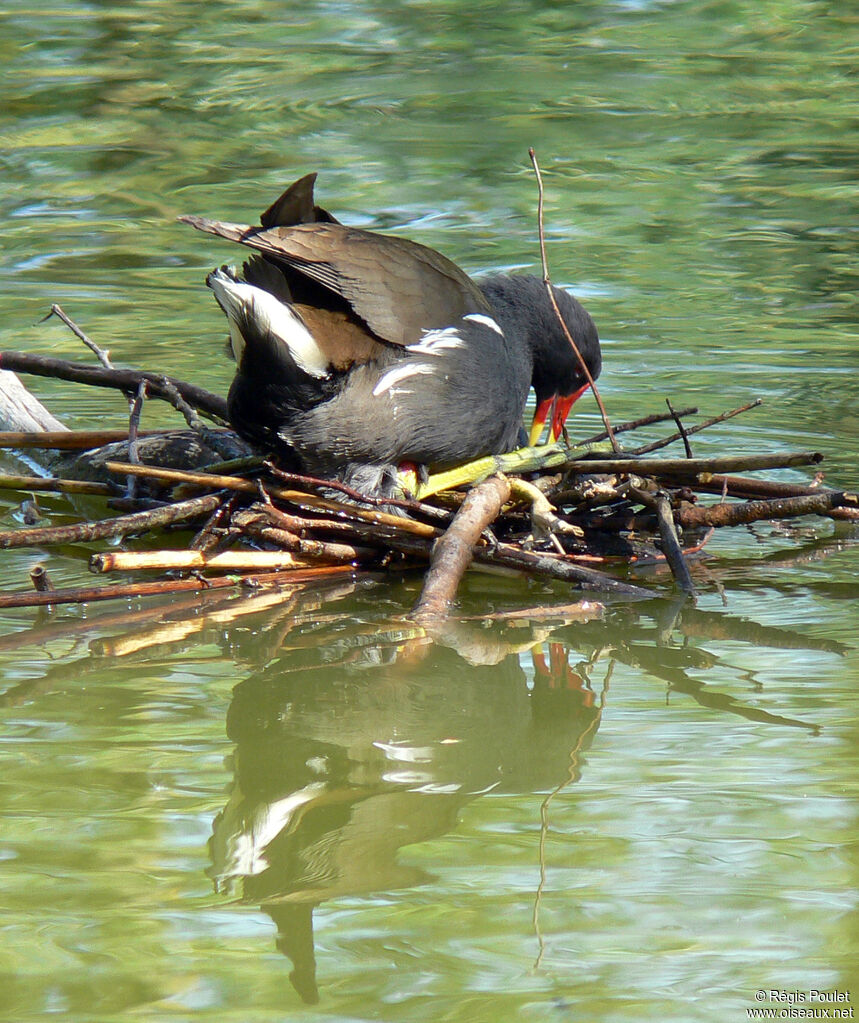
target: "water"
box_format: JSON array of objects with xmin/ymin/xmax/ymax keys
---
[{"xmin": 1, "ymin": 1, "xmax": 857, "ymax": 1019}]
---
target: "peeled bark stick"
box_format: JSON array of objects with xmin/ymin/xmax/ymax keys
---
[
  {"xmin": 105, "ymin": 461, "xmax": 441, "ymax": 538},
  {"xmin": 0, "ymin": 493, "xmax": 221, "ymax": 550},
  {"xmin": 0, "ymin": 564, "xmax": 356, "ymax": 610},
  {"xmin": 677, "ymin": 491, "xmax": 845, "ymax": 529},
  {"xmin": 0, "ymin": 351, "xmax": 228, "ymax": 421},
  {"xmin": 0, "ymin": 429, "xmax": 169, "ymax": 450},
  {"xmin": 90, "ymin": 549, "xmax": 325, "ymax": 573},
  {"xmin": 654, "ymin": 492, "xmax": 697, "ymax": 596},
  {"xmin": 412, "ymin": 475, "xmax": 511, "ymax": 620},
  {"xmin": 0, "ymin": 474, "xmax": 114, "ymax": 497}
]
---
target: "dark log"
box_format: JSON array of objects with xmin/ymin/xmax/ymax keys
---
[
  {"xmin": 654, "ymin": 492, "xmax": 697, "ymax": 596},
  {"xmin": 677, "ymin": 491, "xmax": 845, "ymax": 529}
]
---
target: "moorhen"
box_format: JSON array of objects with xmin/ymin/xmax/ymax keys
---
[{"xmin": 181, "ymin": 174, "xmax": 601, "ymax": 494}]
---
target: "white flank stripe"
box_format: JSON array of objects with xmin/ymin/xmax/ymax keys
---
[
  {"xmin": 463, "ymin": 313, "xmax": 503, "ymax": 335},
  {"xmin": 372, "ymin": 362, "xmax": 435, "ymax": 397},
  {"xmin": 407, "ymin": 326, "xmax": 465, "ymax": 354}
]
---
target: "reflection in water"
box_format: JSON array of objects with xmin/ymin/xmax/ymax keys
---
[
  {"xmin": 209, "ymin": 632, "xmax": 605, "ymax": 1004},
  {"xmin": 0, "ymin": 566, "xmax": 845, "ymax": 1005}
]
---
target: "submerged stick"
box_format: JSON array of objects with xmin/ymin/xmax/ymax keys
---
[
  {"xmin": 0, "ymin": 493, "xmax": 221, "ymax": 549},
  {"xmin": 654, "ymin": 492, "xmax": 697, "ymax": 596},
  {"xmin": 412, "ymin": 475, "xmax": 511, "ymax": 621},
  {"xmin": 0, "ymin": 351, "xmax": 228, "ymax": 421},
  {"xmin": 0, "ymin": 564, "xmax": 356, "ymax": 610}
]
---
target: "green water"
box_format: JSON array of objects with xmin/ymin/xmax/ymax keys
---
[{"xmin": 1, "ymin": 1, "xmax": 858, "ymax": 1019}]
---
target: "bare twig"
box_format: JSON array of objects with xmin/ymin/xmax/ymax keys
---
[
  {"xmin": 666, "ymin": 398, "xmax": 693, "ymax": 458},
  {"xmin": 40, "ymin": 305, "xmax": 113, "ymax": 368},
  {"xmin": 529, "ymin": 147, "xmax": 619, "ymax": 453},
  {"xmin": 126, "ymin": 380, "xmax": 147, "ymax": 499},
  {"xmin": 629, "ymin": 399, "xmax": 763, "ymax": 456}
]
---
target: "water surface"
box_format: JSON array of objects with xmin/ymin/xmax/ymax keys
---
[{"xmin": 1, "ymin": 1, "xmax": 857, "ymax": 1019}]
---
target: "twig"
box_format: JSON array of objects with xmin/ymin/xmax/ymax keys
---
[
  {"xmin": 629, "ymin": 399, "xmax": 763, "ymax": 456},
  {"xmin": 0, "ymin": 351, "xmax": 228, "ymax": 421},
  {"xmin": 529, "ymin": 147, "xmax": 619, "ymax": 453},
  {"xmin": 666, "ymin": 398, "xmax": 693, "ymax": 458},
  {"xmin": 411, "ymin": 475, "xmax": 511, "ymax": 621},
  {"xmin": 40, "ymin": 305, "xmax": 113, "ymax": 368},
  {"xmin": 575, "ymin": 406, "xmax": 698, "ymax": 448},
  {"xmin": 0, "ymin": 493, "xmax": 222, "ymax": 550},
  {"xmin": 0, "ymin": 564, "xmax": 356, "ymax": 610}
]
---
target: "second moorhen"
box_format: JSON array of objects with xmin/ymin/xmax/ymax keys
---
[{"xmin": 181, "ymin": 174, "xmax": 601, "ymax": 494}]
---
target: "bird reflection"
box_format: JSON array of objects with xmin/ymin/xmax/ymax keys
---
[{"xmin": 208, "ymin": 631, "xmax": 604, "ymax": 1004}]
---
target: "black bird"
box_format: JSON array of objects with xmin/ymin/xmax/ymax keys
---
[{"xmin": 181, "ymin": 174, "xmax": 601, "ymax": 494}]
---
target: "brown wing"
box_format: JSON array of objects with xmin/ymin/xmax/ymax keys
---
[{"xmin": 179, "ymin": 216, "xmax": 491, "ymax": 347}]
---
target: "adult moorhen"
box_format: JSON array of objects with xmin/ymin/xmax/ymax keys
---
[{"xmin": 181, "ymin": 175, "xmax": 601, "ymax": 495}]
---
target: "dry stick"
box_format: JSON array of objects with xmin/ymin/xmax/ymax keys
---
[
  {"xmin": 654, "ymin": 492, "xmax": 697, "ymax": 596},
  {"xmin": 0, "ymin": 493, "xmax": 222, "ymax": 550},
  {"xmin": 575, "ymin": 406, "xmax": 698, "ymax": 448},
  {"xmin": 0, "ymin": 429, "xmax": 171, "ymax": 450},
  {"xmin": 529, "ymin": 147, "xmax": 619, "ymax": 453},
  {"xmin": 677, "ymin": 491, "xmax": 845, "ymax": 529},
  {"xmin": 412, "ymin": 475, "xmax": 512, "ymax": 621},
  {"xmin": 105, "ymin": 461, "xmax": 441, "ymax": 538},
  {"xmin": 0, "ymin": 474, "xmax": 114, "ymax": 497},
  {"xmin": 628, "ymin": 399, "xmax": 763, "ymax": 456},
  {"xmin": 0, "ymin": 351, "xmax": 228, "ymax": 421},
  {"xmin": 666, "ymin": 399, "xmax": 693, "ymax": 458},
  {"xmin": 692, "ymin": 473, "xmax": 859, "ymax": 522},
  {"xmin": 694, "ymin": 473, "xmax": 857, "ymax": 505},
  {"xmin": 40, "ymin": 305, "xmax": 113, "ymax": 368},
  {"xmin": 0, "ymin": 564, "xmax": 356, "ymax": 611},
  {"xmin": 560, "ymin": 451, "xmax": 823, "ymax": 477},
  {"xmin": 91, "ymin": 549, "xmax": 326, "ymax": 573}
]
